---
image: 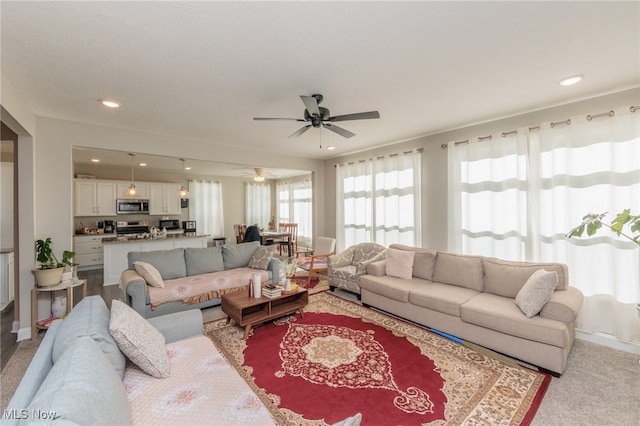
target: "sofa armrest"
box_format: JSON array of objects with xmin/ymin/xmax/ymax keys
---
[
  {"xmin": 124, "ymin": 273, "xmax": 150, "ymax": 317},
  {"xmin": 356, "ymin": 252, "xmax": 386, "ymax": 275},
  {"xmin": 147, "ymin": 309, "xmax": 203, "ymax": 344},
  {"xmin": 366, "ymin": 260, "xmax": 387, "ymax": 277},
  {"xmin": 540, "ymin": 286, "xmax": 584, "ymax": 324}
]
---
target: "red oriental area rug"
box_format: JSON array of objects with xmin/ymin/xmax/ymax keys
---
[
  {"xmin": 205, "ymin": 292, "xmax": 550, "ymax": 425},
  {"xmin": 289, "ymin": 274, "xmax": 328, "ymax": 294}
]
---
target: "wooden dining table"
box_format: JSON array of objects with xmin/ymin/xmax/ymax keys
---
[{"xmin": 260, "ymin": 231, "xmax": 292, "ymax": 254}]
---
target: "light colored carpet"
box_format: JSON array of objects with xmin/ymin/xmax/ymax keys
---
[{"xmin": 2, "ymin": 287, "xmax": 639, "ymax": 425}]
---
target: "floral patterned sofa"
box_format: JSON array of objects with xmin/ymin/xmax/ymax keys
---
[
  {"xmin": 327, "ymin": 242, "xmax": 386, "ymax": 299},
  {"xmin": 5, "ymin": 296, "xmax": 275, "ymax": 425}
]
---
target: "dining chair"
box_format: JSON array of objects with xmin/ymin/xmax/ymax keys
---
[
  {"xmin": 234, "ymin": 224, "xmax": 247, "ymax": 244},
  {"xmin": 275, "ymin": 223, "xmax": 298, "ymax": 256},
  {"xmin": 296, "ymin": 236, "xmax": 336, "ymax": 287}
]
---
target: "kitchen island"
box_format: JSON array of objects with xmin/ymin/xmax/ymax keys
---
[{"xmin": 102, "ymin": 234, "xmax": 209, "ymax": 286}]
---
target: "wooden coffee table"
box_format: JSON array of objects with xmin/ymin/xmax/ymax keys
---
[{"xmin": 221, "ymin": 287, "xmax": 309, "ymax": 339}]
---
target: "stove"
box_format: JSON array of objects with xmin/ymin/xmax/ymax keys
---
[{"xmin": 116, "ymin": 221, "xmax": 149, "ymax": 236}]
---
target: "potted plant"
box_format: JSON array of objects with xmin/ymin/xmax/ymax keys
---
[
  {"xmin": 32, "ymin": 238, "xmax": 70, "ymax": 287},
  {"xmin": 566, "ymin": 209, "xmax": 640, "ymax": 317},
  {"xmin": 59, "ymin": 250, "xmax": 77, "ymax": 282}
]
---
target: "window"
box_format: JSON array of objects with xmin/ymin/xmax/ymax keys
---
[
  {"xmin": 447, "ymin": 107, "xmax": 640, "ymax": 343},
  {"xmin": 276, "ymin": 179, "xmax": 312, "ymax": 249},
  {"xmin": 245, "ymin": 183, "xmax": 271, "ymax": 229},
  {"xmin": 188, "ymin": 180, "xmax": 224, "ymax": 238},
  {"xmin": 336, "ymin": 149, "xmax": 422, "ymax": 251}
]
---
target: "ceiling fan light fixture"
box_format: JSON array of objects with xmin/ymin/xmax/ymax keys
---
[{"xmin": 253, "ymin": 168, "xmax": 265, "ymax": 182}]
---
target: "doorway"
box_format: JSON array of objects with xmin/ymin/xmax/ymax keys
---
[{"xmin": 1, "ymin": 121, "xmax": 18, "ymax": 370}]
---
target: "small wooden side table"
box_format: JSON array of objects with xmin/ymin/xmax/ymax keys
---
[{"xmin": 31, "ymin": 279, "xmax": 87, "ymax": 339}]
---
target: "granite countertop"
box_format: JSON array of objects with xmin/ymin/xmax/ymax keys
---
[
  {"xmin": 0, "ymin": 248, "xmax": 14, "ymax": 254},
  {"xmin": 102, "ymin": 234, "xmax": 210, "ymax": 244}
]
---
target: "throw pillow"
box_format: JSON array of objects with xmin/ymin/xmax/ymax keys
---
[
  {"xmin": 385, "ymin": 248, "xmax": 415, "ymax": 280},
  {"xmin": 109, "ymin": 300, "xmax": 170, "ymax": 378},
  {"xmin": 515, "ymin": 269, "xmax": 558, "ymax": 318},
  {"xmin": 133, "ymin": 261, "xmax": 164, "ymax": 288},
  {"xmin": 249, "ymin": 245, "xmax": 277, "ymax": 270}
]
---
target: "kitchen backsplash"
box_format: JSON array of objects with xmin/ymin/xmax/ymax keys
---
[{"xmin": 74, "ymin": 214, "xmax": 185, "ymax": 233}]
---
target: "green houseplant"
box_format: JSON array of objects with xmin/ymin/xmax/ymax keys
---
[
  {"xmin": 32, "ymin": 238, "xmax": 75, "ymax": 287},
  {"xmin": 566, "ymin": 209, "xmax": 640, "ymax": 318},
  {"xmin": 566, "ymin": 209, "xmax": 640, "ymax": 245}
]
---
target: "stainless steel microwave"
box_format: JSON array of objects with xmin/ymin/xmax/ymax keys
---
[{"xmin": 116, "ymin": 199, "xmax": 149, "ymax": 215}]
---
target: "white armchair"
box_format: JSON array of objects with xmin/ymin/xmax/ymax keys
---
[{"xmin": 328, "ymin": 243, "xmax": 386, "ymax": 300}]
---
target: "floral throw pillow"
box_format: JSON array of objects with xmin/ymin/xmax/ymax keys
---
[
  {"xmin": 249, "ymin": 245, "xmax": 277, "ymax": 270},
  {"xmin": 109, "ymin": 300, "xmax": 170, "ymax": 378}
]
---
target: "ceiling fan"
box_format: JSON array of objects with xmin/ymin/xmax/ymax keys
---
[
  {"xmin": 254, "ymin": 94, "xmax": 380, "ymax": 139},
  {"xmin": 240, "ymin": 167, "xmax": 271, "ymax": 182}
]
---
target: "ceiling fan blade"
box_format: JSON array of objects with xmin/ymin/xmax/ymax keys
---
[
  {"xmin": 288, "ymin": 125, "xmax": 312, "ymax": 138},
  {"xmin": 329, "ymin": 111, "xmax": 380, "ymax": 122},
  {"xmin": 254, "ymin": 117, "xmax": 305, "ymax": 121},
  {"xmin": 323, "ymin": 123, "xmax": 355, "ymax": 138},
  {"xmin": 300, "ymin": 95, "xmax": 320, "ymax": 117}
]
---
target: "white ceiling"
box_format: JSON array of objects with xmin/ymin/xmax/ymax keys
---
[{"xmin": 2, "ymin": 1, "xmax": 639, "ymax": 165}]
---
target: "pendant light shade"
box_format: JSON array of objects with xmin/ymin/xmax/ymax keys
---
[
  {"xmin": 178, "ymin": 158, "xmax": 189, "ymax": 199},
  {"xmin": 126, "ymin": 153, "xmax": 137, "ymax": 196}
]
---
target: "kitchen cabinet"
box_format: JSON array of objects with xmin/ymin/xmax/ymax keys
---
[
  {"xmin": 75, "ymin": 179, "xmax": 117, "ymax": 216},
  {"xmin": 116, "ymin": 183, "xmax": 150, "ymax": 200},
  {"xmin": 74, "ymin": 235, "xmax": 108, "ymax": 270},
  {"xmin": 102, "ymin": 235, "xmax": 207, "ymax": 285},
  {"xmin": 0, "ymin": 250, "xmax": 14, "ymax": 310},
  {"xmin": 149, "ymin": 183, "xmax": 181, "ymax": 215}
]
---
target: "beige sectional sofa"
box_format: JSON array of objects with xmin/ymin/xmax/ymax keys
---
[{"xmin": 359, "ymin": 244, "xmax": 584, "ymax": 375}]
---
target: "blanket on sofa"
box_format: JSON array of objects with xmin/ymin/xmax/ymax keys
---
[{"xmin": 149, "ymin": 268, "xmax": 269, "ymax": 309}]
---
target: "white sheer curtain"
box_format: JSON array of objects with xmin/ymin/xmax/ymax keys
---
[
  {"xmin": 245, "ymin": 183, "xmax": 271, "ymax": 229},
  {"xmin": 276, "ymin": 179, "xmax": 312, "ymax": 249},
  {"xmin": 336, "ymin": 149, "xmax": 422, "ymax": 252},
  {"xmin": 448, "ymin": 106, "xmax": 640, "ymax": 343},
  {"xmin": 188, "ymin": 180, "xmax": 224, "ymax": 239}
]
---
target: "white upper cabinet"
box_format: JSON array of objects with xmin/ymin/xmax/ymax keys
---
[
  {"xmin": 75, "ymin": 180, "xmax": 117, "ymax": 216},
  {"xmin": 149, "ymin": 183, "xmax": 181, "ymax": 215}
]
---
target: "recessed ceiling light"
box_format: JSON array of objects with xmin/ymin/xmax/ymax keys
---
[
  {"xmin": 327, "ymin": 146, "xmax": 336, "ymax": 150},
  {"xmin": 90, "ymin": 158, "xmax": 100, "ymax": 163},
  {"xmin": 138, "ymin": 163, "xmax": 147, "ymax": 167},
  {"xmin": 559, "ymin": 75, "xmax": 584, "ymax": 86},
  {"xmin": 101, "ymin": 100, "xmax": 121, "ymax": 108},
  {"xmin": 184, "ymin": 166, "xmax": 192, "ymax": 170}
]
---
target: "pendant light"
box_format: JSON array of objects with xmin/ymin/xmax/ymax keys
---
[
  {"xmin": 126, "ymin": 153, "xmax": 137, "ymax": 197},
  {"xmin": 178, "ymin": 158, "xmax": 189, "ymax": 199}
]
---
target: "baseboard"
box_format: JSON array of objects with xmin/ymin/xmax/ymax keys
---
[
  {"xmin": 576, "ymin": 329, "xmax": 640, "ymax": 355},
  {"xmin": 16, "ymin": 327, "xmax": 31, "ymax": 342}
]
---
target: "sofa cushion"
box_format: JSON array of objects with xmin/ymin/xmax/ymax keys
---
[
  {"xmin": 134, "ymin": 261, "xmax": 165, "ymax": 288},
  {"xmin": 358, "ymin": 275, "xmax": 418, "ymax": 303},
  {"xmin": 389, "ymin": 244, "xmax": 438, "ymax": 280},
  {"xmin": 515, "ymin": 269, "xmax": 558, "ymax": 317},
  {"xmin": 385, "ymin": 248, "xmax": 415, "ymax": 280},
  {"xmin": 27, "ymin": 336, "xmax": 130, "ymax": 425},
  {"xmin": 185, "ymin": 246, "xmax": 224, "ymax": 275},
  {"xmin": 461, "ymin": 293, "xmax": 569, "ymax": 348},
  {"xmin": 109, "ymin": 300, "xmax": 170, "ymax": 379},
  {"xmin": 409, "ymin": 282, "xmax": 479, "ymax": 317},
  {"xmin": 432, "ymin": 252, "xmax": 484, "ymax": 291},
  {"xmin": 222, "ymin": 241, "xmax": 260, "ymax": 269},
  {"xmin": 248, "ymin": 245, "xmax": 277, "ymax": 270},
  {"xmin": 483, "ymin": 257, "xmax": 569, "ymax": 298},
  {"xmin": 128, "ymin": 248, "xmax": 187, "ymax": 280},
  {"xmin": 52, "ymin": 295, "xmax": 125, "ymax": 379}
]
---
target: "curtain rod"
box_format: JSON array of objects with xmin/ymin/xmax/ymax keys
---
[
  {"xmin": 441, "ymin": 106, "xmax": 637, "ymax": 148},
  {"xmin": 188, "ymin": 178, "xmax": 220, "ymax": 184},
  {"xmin": 334, "ymin": 147, "xmax": 423, "ymax": 168}
]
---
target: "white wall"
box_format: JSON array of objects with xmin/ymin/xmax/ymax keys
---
[{"xmin": 324, "ymin": 88, "xmax": 640, "ymax": 250}]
